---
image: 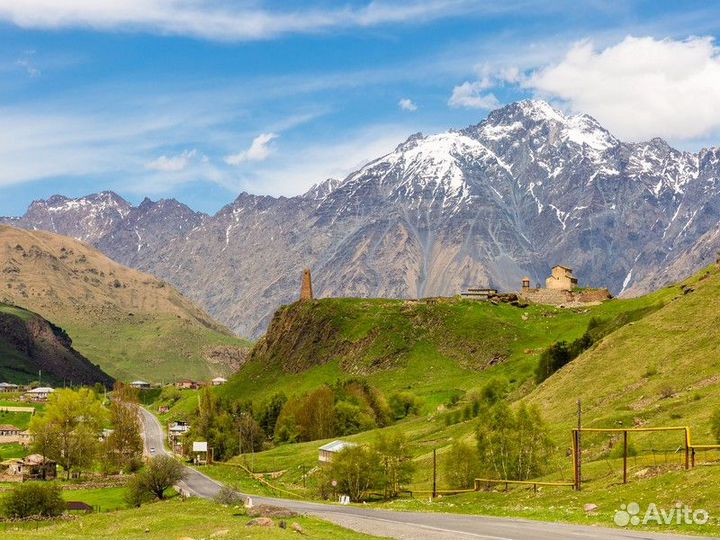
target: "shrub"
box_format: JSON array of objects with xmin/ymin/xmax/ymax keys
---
[
  {"xmin": 3, "ymin": 483, "xmax": 65, "ymax": 518},
  {"xmin": 214, "ymin": 485, "xmax": 244, "ymax": 506},
  {"xmin": 388, "ymin": 392, "xmax": 422, "ymax": 420}
]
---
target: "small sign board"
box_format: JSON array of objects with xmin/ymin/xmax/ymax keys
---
[{"xmin": 192, "ymin": 441, "xmax": 208, "ymax": 452}]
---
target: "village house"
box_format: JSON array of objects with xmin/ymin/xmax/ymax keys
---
[
  {"xmin": 0, "ymin": 425, "xmax": 22, "ymax": 443},
  {"xmin": 545, "ymin": 265, "xmax": 578, "ymax": 291},
  {"xmin": 2, "ymin": 454, "xmax": 57, "ymax": 481},
  {"xmin": 0, "ymin": 382, "xmax": 19, "ymax": 393},
  {"xmin": 130, "ymin": 381, "xmax": 151, "ymax": 390},
  {"xmin": 175, "ymin": 380, "xmax": 200, "ymax": 390},
  {"xmin": 318, "ymin": 440, "xmax": 357, "ymax": 463},
  {"xmin": 24, "ymin": 387, "xmax": 54, "ymax": 401},
  {"xmin": 168, "ymin": 421, "xmax": 190, "ymax": 453},
  {"xmin": 211, "ymin": 377, "xmax": 227, "ymax": 386}
]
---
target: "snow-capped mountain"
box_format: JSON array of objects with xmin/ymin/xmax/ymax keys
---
[{"xmin": 5, "ymin": 100, "xmax": 720, "ymax": 338}]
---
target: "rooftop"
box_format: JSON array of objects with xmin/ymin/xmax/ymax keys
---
[{"xmin": 318, "ymin": 440, "xmax": 357, "ymax": 453}]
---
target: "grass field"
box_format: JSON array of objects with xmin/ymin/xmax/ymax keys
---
[{"xmin": 0, "ymin": 498, "xmax": 383, "ymax": 539}]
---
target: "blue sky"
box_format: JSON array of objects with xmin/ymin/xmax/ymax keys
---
[{"xmin": 2, "ymin": 1, "xmax": 720, "ymax": 216}]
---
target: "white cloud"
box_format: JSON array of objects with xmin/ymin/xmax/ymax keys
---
[
  {"xmin": 145, "ymin": 149, "xmax": 197, "ymax": 172},
  {"xmin": 16, "ymin": 50, "xmax": 40, "ymax": 78},
  {"xmin": 528, "ymin": 36, "xmax": 720, "ymax": 141},
  {"xmin": 224, "ymin": 133, "xmax": 278, "ymax": 166},
  {"xmin": 448, "ymin": 81, "xmax": 499, "ymax": 109},
  {"xmin": 398, "ymin": 98, "xmax": 417, "ymax": 111},
  {"xmin": 0, "ymin": 0, "xmax": 500, "ymax": 42}
]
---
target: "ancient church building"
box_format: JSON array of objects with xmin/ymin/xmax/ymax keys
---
[
  {"xmin": 300, "ymin": 268, "xmax": 314, "ymax": 301},
  {"xmin": 545, "ymin": 265, "xmax": 578, "ymax": 291}
]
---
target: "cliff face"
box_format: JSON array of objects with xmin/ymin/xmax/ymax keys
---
[{"xmin": 0, "ymin": 304, "xmax": 114, "ymax": 386}]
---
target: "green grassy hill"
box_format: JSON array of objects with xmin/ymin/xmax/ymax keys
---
[
  {"xmin": 0, "ymin": 303, "xmax": 113, "ymax": 386},
  {"xmin": 216, "ymin": 289, "xmax": 676, "ymax": 410},
  {"xmin": 528, "ymin": 263, "xmax": 720, "ymax": 458},
  {"xmin": 0, "ymin": 225, "xmax": 250, "ymax": 382}
]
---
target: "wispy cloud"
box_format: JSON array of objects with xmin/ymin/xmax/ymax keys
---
[
  {"xmin": 145, "ymin": 148, "xmax": 198, "ymax": 172},
  {"xmin": 0, "ymin": 0, "xmax": 519, "ymax": 42},
  {"xmin": 16, "ymin": 50, "xmax": 40, "ymax": 77},
  {"xmin": 448, "ymin": 81, "xmax": 499, "ymax": 109},
  {"xmin": 398, "ymin": 98, "xmax": 418, "ymax": 111},
  {"xmin": 224, "ymin": 133, "xmax": 278, "ymax": 166}
]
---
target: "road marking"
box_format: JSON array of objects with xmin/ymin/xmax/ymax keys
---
[{"xmin": 314, "ymin": 511, "xmax": 514, "ymax": 540}]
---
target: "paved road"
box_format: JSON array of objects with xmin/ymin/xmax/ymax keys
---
[{"xmin": 138, "ymin": 408, "xmax": 713, "ymax": 540}]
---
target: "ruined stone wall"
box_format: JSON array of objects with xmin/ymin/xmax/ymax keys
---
[{"xmin": 519, "ymin": 288, "xmax": 611, "ymax": 306}]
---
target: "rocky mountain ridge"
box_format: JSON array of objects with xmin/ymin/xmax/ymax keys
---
[{"xmin": 4, "ymin": 100, "xmax": 720, "ymax": 338}]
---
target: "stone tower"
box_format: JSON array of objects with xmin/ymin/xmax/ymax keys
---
[{"xmin": 300, "ymin": 268, "xmax": 314, "ymax": 301}]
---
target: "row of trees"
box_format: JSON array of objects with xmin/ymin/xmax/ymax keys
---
[
  {"xmin": 29, "ymin": 384, "xmax": 144, "ymax": 478},
  {"xmin": 183, "ymin": 380, "xmax": 422, "ymax": 461}
]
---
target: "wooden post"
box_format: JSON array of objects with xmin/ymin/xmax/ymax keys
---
[
  {"xmin": 691, "ymin": 448, "xmax": 696, "ymax": 468},
  {"xmin": 623, "ymin": 430, "xmax": 628, "ymax": 484},
  {"xmin": 576, "ymin": 400, "xmax": 582, "ymax": 491},
  {"xmin": 432, "ymin": 449, "xmax": 437, "ymax": 498}
]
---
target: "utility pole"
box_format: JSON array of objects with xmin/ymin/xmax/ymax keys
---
[
  {"xmin": 432, "ymin": 448, "xmax": 437, "ymax": 498},
  {"xmin": 576, "ymin": 399, "xmax": 582, "ymax": 491}
]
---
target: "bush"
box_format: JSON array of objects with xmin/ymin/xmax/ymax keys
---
[
  {"xmin": 214, "ymin": 485, "xmax": 243, "ymax": 506},
  {"xmin": 3, "ymin": 483, "xmax": 65, "ymax": 518},
  {"xmin": 387, "ymin": 392, "xmax": 421, "ymax": 420}
]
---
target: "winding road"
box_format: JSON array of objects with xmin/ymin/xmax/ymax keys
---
[{"xmin": 138, "ymin": 408, "xmax": 712, "ymax": 540}]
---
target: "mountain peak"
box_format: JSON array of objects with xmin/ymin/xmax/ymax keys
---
[{"xmin": 488, "ymin": 99, "xmax": 567, "ymax": 125}]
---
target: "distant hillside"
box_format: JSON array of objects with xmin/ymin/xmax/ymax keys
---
[
  {"xmin": 528, "ymin": 263, "xmax": 720, "ymax": 450},
  {"xmin": 0, "ymin": 225, "xmax": 250, "ymax": 382},
  {"xmin": 218, "ymin": 290, "xmax": 676, "ymax": 409},
  {"xmin": 0, "ymin": 303, "xmax": 113, "ymax": 386}
]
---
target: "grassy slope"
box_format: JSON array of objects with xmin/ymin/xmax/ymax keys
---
[
  {"xmin": 0, "ymin": 225, "xmax": 250, "ymax": 382},
  {"xmin": 528, "ymin": 264, "xmax": 720, "ymax": 455},
  {"xmin": 190, "ymin": 268, "xmax": 720, "ymax": 535},
  {"xmin": 0, "ymin": 303, "xmax": 114, "ymax": 386},
  {"xmin": 214, "ymin": 291, "xmax": 676, "ymax": 411},
  {"xmin": 0, "ymin": 498, "xmax": 383, "ymax": 540}
]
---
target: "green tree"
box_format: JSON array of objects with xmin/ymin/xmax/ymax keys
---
[
  {"xmin": 105, "ymin": 383, "xmax": 144, "ymax": 472},
  {"xmin": 3, "ymin": 483, "xmax": 65, "ymax": 518},
  {"xmin": 127, "ymin": 455, "xmax": 186, "ymax": 503},
  {"xmin": 535, "ymin": 341, "xmax": 572, "ymax": 383},
  {"xmin": 324, "ymin": 445, "xmax": 383, "ymax": 502},
  {"xmin": 374, "ymin": 432, "xmax": 415, "ymax": 498},
  {"xmin": 29, "ymin": 388, "xmax": 107, "ymax": 479},
  {"xmin": 257, "ymin": 392, "xmax": 287, "ymax": 437},
  {"xmin": 444, "ymin": 440, "xmax": 481, "ymax": 489},
  {"xmin": 476, "ymin": 402, "xmax": 553, "ymax": 481},
  {"xmin": 238, "ymin": 412, "xmax": 265, "ymax": 454}
]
